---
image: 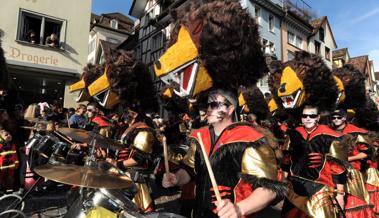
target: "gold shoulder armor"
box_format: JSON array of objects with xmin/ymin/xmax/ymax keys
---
[
  {"xmin": 99, "ymin": 127, "xmax": 111, "ymax": 138},
  {"xmin": 329, "ymin": 140, "xmax": 348, "ymax": 161},
  {"xmin": 182, "ymin": 142, "xmax": 196, "ymax": 169},
  {"xmin": 241, "ymin": 145, "xmax": 278, "ymax": 180},
  {"xmin": 356, "ymin": 134, "xmax": 370, "ymax": 145},
  {"xmin": 132, "ymin": 131, "xmax": 154, "ymax": 154}
]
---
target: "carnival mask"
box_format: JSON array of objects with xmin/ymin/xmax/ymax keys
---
[
  {"xmin": 69, "ymin": 79, "xmax": 91, "ymax": 102},
  {"xmin": 277, "ymin": 66, "xmax": 305, "ymax": 109},
  {"xmin": 333, "ymin": 76, "xmax": 346, "ymax": 105},
  {"xmin": 88, "ymin": 66, "xmax": 120, "ymax": 109},
  {"xmin": 154, "ymin": 25, "xmax": 213, "ymax": 98}
]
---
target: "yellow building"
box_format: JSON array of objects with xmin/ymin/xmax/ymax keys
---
[{"xmin": 0, "ymin": 0, "xmax": 91, "ymax": 108}]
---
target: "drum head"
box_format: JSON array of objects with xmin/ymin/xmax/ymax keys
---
[{"xmin": 145, "ymin": 212, "xmax": 186, "ymax": 218}]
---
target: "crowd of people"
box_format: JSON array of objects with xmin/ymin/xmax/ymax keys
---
[{"xmin": 1, "ymin": 0, "xmax": 379, "ymax": 218}]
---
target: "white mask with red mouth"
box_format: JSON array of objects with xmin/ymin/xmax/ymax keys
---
[
  {"xmin": 206, "ymin": 94, "xmax": 233, "ymax": 125},
  {"xmin": 301, "ymin": 107, "xmax": 320, "ymax": 129}
]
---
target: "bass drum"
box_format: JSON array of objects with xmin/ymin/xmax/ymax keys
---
[{"xmin": 145, "ymin": 212, "xmax": 186, "ymax": 218}]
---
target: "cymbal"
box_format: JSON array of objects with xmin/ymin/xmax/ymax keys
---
[
  {"xmin": 57, "ymin": 127, "xmax": 123, "ymax": 150},
  {"xmin": 34, "ymin": 164, "xmax": 134, "ymax": 189},
  {"xmin": 24, "ymin": 117, "xmax": 49, "ymax": 124},
  {"xmin": 20, "ymin": 126, "xmax": 49, "ymax": 132},
  {"xmin": 20, "ymin": 126, "xmax": 41, "ymax": 130}
]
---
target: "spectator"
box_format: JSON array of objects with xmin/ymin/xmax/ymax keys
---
[
  {"xmin": 0, "ymin": 126, "xmax": 19, "ymax": 193},
  {"xmin": 45, "ymin": 33, "xmax": 59, "ymax": 48},
  {"xmin": 68, "ymin": 107, "xmax": 75, "ymax": 118},
  {"xmin": 26, "ymin": 30, "xmax": 37, "ymax": 44},
  {"xmin": 68, "ymin": 104, "xmax": 86, "ymax": 129}
]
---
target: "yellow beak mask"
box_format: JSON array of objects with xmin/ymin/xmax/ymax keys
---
[
  {"xmin": 277, "ymin": 66, "xmax": 305, "ymax": 109},
  {"xmin": 69, "ymin": 79, "xmax": 91, "ymax": 102},
  {"xmin": 333, "ymin": 76, "xmax": 346, "ymax": 105},
  {"xmin": 154, "ymin": 25, "xmax": 213, "ymax": 98},
  {"xmin": 88, "ymin": 66, "xmax": 120, "ymax": 109}
]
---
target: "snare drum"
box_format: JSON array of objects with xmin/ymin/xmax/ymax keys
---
[
  {"xmin": 28, "ymin": 135, "xmax": 57, "ymax": 169},
  {"xmin": 33, "ymin": 135, "xmax": 56, "ymax": 159}
]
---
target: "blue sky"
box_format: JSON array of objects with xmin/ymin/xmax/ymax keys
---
[{"xmin": 92, "ymin": 0, "xmax": 379, "ymax": 71}]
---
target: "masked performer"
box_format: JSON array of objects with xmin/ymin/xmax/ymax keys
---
[
  {"xmin": 268, "ymin": 51, "xmax": 348, "ymax": 218},
  {"xmin": 157, "ymin": 1, "xmax": 286, "ymax": 217},
  {"xmin": 330, "ymin": 109, "xmax": 376, "ymax": 217},
  {"xmin": 86, "ymin": 49, "xmax": 161, "ymax": 212}
]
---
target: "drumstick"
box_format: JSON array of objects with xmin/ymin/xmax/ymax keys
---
[
  {"xmin": 54, "ymin": 131, "xmax": 74, "ymax": 145},
  {"xmin": 162, "ymin": 135, "xmax": 170, "ymax": 174},
  {"xmin": 197, "ymin": 132, "xmax": 222, "ymax": 205}
]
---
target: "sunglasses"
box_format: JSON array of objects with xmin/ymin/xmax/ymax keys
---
[
  {"xmin": 331, "ymin": 116, "xmax": 343, "ymax": 120},
  {"xmin": 86, "ymin": 108, "xmax": 95, "ymax": 112},
  {"xmin": 207, "ymin": 101, "xmax": 230, "ymax": 109},
  {"xmin": 301, "ymin": 114, "xmax": 318, "ymax": 119}
]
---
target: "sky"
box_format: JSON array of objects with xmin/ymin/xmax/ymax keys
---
[{"xmin": 92, "ymin": 0, "xmax": 379, "ymax": 71}]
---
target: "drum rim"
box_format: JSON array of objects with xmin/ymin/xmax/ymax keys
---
[{"xmin": 98, "ymin": 188, "xmax": 128, "ymax": 209}]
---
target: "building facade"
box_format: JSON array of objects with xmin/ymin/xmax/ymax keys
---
[
  {"xmin": 88, "ymin": 13, "xmax": 133, "ymax": 64},
  {"xmin": 240, "ymin": 0, "xmax": 284, "ymax": 94},
  {"xmin": 308, "ymin": 16, "xmax": 337, "ymax": 69},
  {"xmin": 281, "ymin": 10, "xmax": 312, "ymax": 62},
  {"xmin": 0, "ymin": 0, "xmax": 91, "ymax": 108},
  {"xmin": 332, "ymin": 48, "xmax": 350, "ymax": 69}
]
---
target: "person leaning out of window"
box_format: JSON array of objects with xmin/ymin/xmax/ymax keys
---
[{"xmin": 45, "ymin": 33, "xmax": 59, "ymax": 48}]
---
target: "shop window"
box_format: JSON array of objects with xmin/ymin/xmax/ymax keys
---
[{"xmin": 17, "ymin": 9, "xmax": 65, "ymax": 49}]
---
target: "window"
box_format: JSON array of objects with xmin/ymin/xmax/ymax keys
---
[
  {"xmin": 296, "ymin": 37, "xmax": 303, "ymax": 49},
  {"xmin": 269, "ymin": 14, "xmax": 274, "ymax": 32},
  {"xmin": 288, "ymin": 31, "xmax": 295, "ymax": 45},
  {"xmin": 151, "ymin": 32, "xmax": 163, "ymax": 51},
  {"xmin": 288, "ymin": 31, "xmax": 303, "ymax": 49},
  {"xmin": 268, "ymin": 42, "xmax": 275, "ymax": 54},
  {"xmin": 17, "ymin": 10, "xmax": 65, "ymax": 48},
  {"xmin": 315, "ymin": 41, "xmax": 321, "ymax": 56},
  {"xmin": 319, "ymin": 27, "xmax": 325, "ymax": 42},
  {"xmin": 288, "ymin": 50, "xmax": 295, "ymax": 60},
  {"xmin": 254, "ymin": 6, "xmax": 261, "ymax": 25},
  {"xmin": 261, "ymin": 38, "xmax": 275, "ymax": 55},
  {"xmin": 325, "ymin": 47, "xmax": 330, "ymax": 60},
  {"xmin": 110, "ymin": 19, "xmax": 118, "ymax": 29}
]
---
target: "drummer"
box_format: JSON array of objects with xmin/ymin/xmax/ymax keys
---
[{"xmin": 106, "ymin": 108, "xmax": 161, "ymax": 213}]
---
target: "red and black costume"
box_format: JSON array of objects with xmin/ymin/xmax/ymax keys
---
[
  {"xmin": 84, "ymin": 115, "xmax": 111, "ymax": 137},
  {"xmin": 0, "ymin": 138, "xmax": 19, "ymax": 191},
  {"xmin": 117, "ymin": 121, "xmax": 161, "ymax": 212},
  {"xmin": 342, "ymin": 123, "xmax": 379, "ymax": 216},
  {"xmin": 181, "ymin": 122, "xmax": 286, "ymax": 218},
  {"xmin": 282, "ymin": 124, "xmax": 347, "ymax": 218}
]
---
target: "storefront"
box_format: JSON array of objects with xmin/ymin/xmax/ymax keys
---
[{"xmin": 7, "ymin": 59, "xmax": 78, "ymax": 106}]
